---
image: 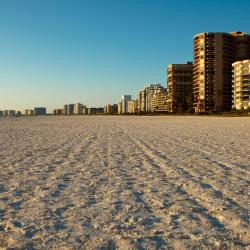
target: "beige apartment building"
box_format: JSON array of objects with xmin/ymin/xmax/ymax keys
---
[
  {"xmin": 118, "ymin": 102, "xmax": 122, "ymax": 114},
  {"xmin": 151, "ymin": 88, "xmax": 167, "ymax": 112},
  {"xmin": 73, "ymin": 103, "xmax": 85, "ymax": 115},
  {"xmin": 167, "ymin": 62, "xmax": 193, "ymax": 112},
  {"xmin": 232, "ymin": 60, "xmax": 250, "ymax": 110},
  {"xmin": 119, "ymin": 95, "xmax": 132, "ymax": 114},
  {"xmin": 138, "ymin": 90, "xmax": 146, "ymax": 112},
  {"xmin": 193, "ymin": 31, "xmax": 250, "ymax": 113},
  {"xmin": 134, "ymin": 99, "xmax": 139, "ymax": 113},
  {"xmin": 53, "ymin": 109, "xmax": 63, "ymax": 115},
  {"xmin": 25, "ymin": 109, "xmax": 34, "ymax": 116},
  {"xmin": 127, "ymin": 100, "xmax": 135, "ymax": 113},
  {"xmin": 104, "ymin": 104, "xmax": 118, "ymax": 114},
  {"xmin": 138, "ymin": 84, "xmax": 166, "ymax": 113}
]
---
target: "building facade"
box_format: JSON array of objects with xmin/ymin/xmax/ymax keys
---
[
  {"xmin": 167, "ymin": 62, "xmax": 193, "ymax": 112},
  {"xmin": 232, "ymin": 60, "xmax": 250, "ymax": 110},
  {"xmin": 121, "ymin": 95, "xmax": 132, "ymax": 114},
  {"xmin": 138, "ymin": 84, "xmax": 167, "ymax": 112},
  {"xmin": 25, "ymin": 109, "xmax": 34, "ymax": 116},
  {"xmin": 145, "ymin": 84, "xmax": 162, "ymax": 112},
  {"xmin": 151, "ymin": 87, "xmax": 168, "ymax": 112},
  {"xmin": 73, "ymin": 103, "xmax": 84, "ymax": 115},
  {"xmin": 53, "ymin": 109, "xmax": 63, "ymax": 115},
  {"xmin": 4, "ymin": 110, "xmax": 16, "ymax": 116},
  {"xmin": 34, "ymin": 107, "xmax": 46, "ymax": 115},
  {"xmin": 104, "ymin": 104, "xmax": 118, "ymax": 115},
  {"xmin": 118, "ymin": 102, "xmax": 122, "ymax": 114},
  {"xmin": 87, "ymin": 107, "xmax": 104, "ymax": 115},
  {"xmin": 193, "ymin": 32, "xmax": 250, "ymax": 113},
  {"xmin": 127, "ymin": 100, "xmax": 135, "ymax": 113},
  {"xmin": 138, "ymin": 90, "xmax": 146, "ymax": 113}
]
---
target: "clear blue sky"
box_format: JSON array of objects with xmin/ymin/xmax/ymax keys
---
[{"xmin": 0, "ymin": 0, "xmax": 250, "ymax": 112}]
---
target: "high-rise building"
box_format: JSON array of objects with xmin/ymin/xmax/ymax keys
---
[
  {"xmin": 138, "ymin": 90, "xmax": 146, "ymax": 113},
  {"xmin": 121, "ymin": 95, "xmax": 132, "ymax": 114},
  {"xmin": 34, "ymin": 107, "xmax": 46, "ymax": 115},
  {"xmin": 139, "ymin": 84, "xmax": 166, "ymax": 112},
  {"xmin": 232, "ymin": 60, "xmax": 250, "ymax": 110},
  {"xmin": 167, "ymin": 62, "xmax": 193, "ymax": 113},
  {"xmin": 193, "ymin": 32, "xmax": 250, "ymax": 113},
  {"xmin": 146, "ymin": 84, "xmax": 166, "ymax": 112},
  {"xmin": 127, "ymin": 100, "xmax": 135, "ymax": 113},
  {"xmin": 145, "ymin": 84, "xmax": 162, "ymax": 112},
  {"xmin": 151, "ymin": 87, "xmax": 168, "ymax": 112},
  {"xmin": 53, "ymin": 109, "xmax": 63, "ymax": 115}
]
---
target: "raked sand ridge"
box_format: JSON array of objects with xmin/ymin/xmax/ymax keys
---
[{"xmin": 0, "ymin": 116, "xmax": 249, "ymax": 249}]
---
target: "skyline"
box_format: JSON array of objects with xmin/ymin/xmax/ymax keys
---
[{"xmin": 1, "ymin": 0, "xmax": 250, "ymax": 112}]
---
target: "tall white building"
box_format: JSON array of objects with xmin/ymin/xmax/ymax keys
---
[
  {"xmin": 232, "ymin": 60, "xmax": 250, "ymax": 110},
  {"xmin": 139, "ymin": 84, "xmax": 166, "ymax": 112}
]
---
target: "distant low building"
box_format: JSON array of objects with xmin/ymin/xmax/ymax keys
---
[
  {"xmin": 104, "ymin": 104, "xmax": 118, "ymax": 115},
  {"xmin": 74, "ymin": 103, "xmax": 85, "ymax": 115},
  {"xmin": 53, "ymin": 109, "xmax": 63, "ymax": 115},
  {"xmin": 7, "ymin": 110, "xmax": 16, "ymax": 116},
  {"xmin": 0, "ymin": 111, "xmax": 3, "ymax": 117},
  {"xmin": 88, "ymin": 107, "xmax": 104, "ymax": 115},
  {"xmin": 34, "ymin": 107, "xmax": 46, "ymax": 116},
  {"xmin": 25, "ymin": 109, "xmax": 34, "ymax": 116},
  {"xmin": 63, "ymin": 104, "xmax": 74, "ymax": 115},
  {"xmin": 83, "ymin": 106, "xmax": 88, "ymax": 115}
]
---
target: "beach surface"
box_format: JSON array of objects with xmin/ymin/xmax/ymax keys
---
[{"xmin": 0, "ymin": 116, "xmax": 249, "ymax": 249}]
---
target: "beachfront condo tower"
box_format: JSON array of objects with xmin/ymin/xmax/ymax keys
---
[{"xmin": 193, "ymin": 32, "xmax": 250, "ymax": 113}]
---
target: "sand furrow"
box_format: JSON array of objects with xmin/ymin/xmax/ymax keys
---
[
  {"xmin": 119, "ymin": 127, "xmax": 249, "ymax": 247},
  {"xmin": 0, "ymin": 116, "xmax": 249, "ymax": 249}
]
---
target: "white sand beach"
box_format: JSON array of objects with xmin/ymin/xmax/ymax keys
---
[{"xmin": 0, "ymin": 116, "xmax": 249, "ymax": 249}]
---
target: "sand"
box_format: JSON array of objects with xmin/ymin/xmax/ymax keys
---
[{"xmin": 0, "ymin": 116, "xmax": 249, "ymax": 249}]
